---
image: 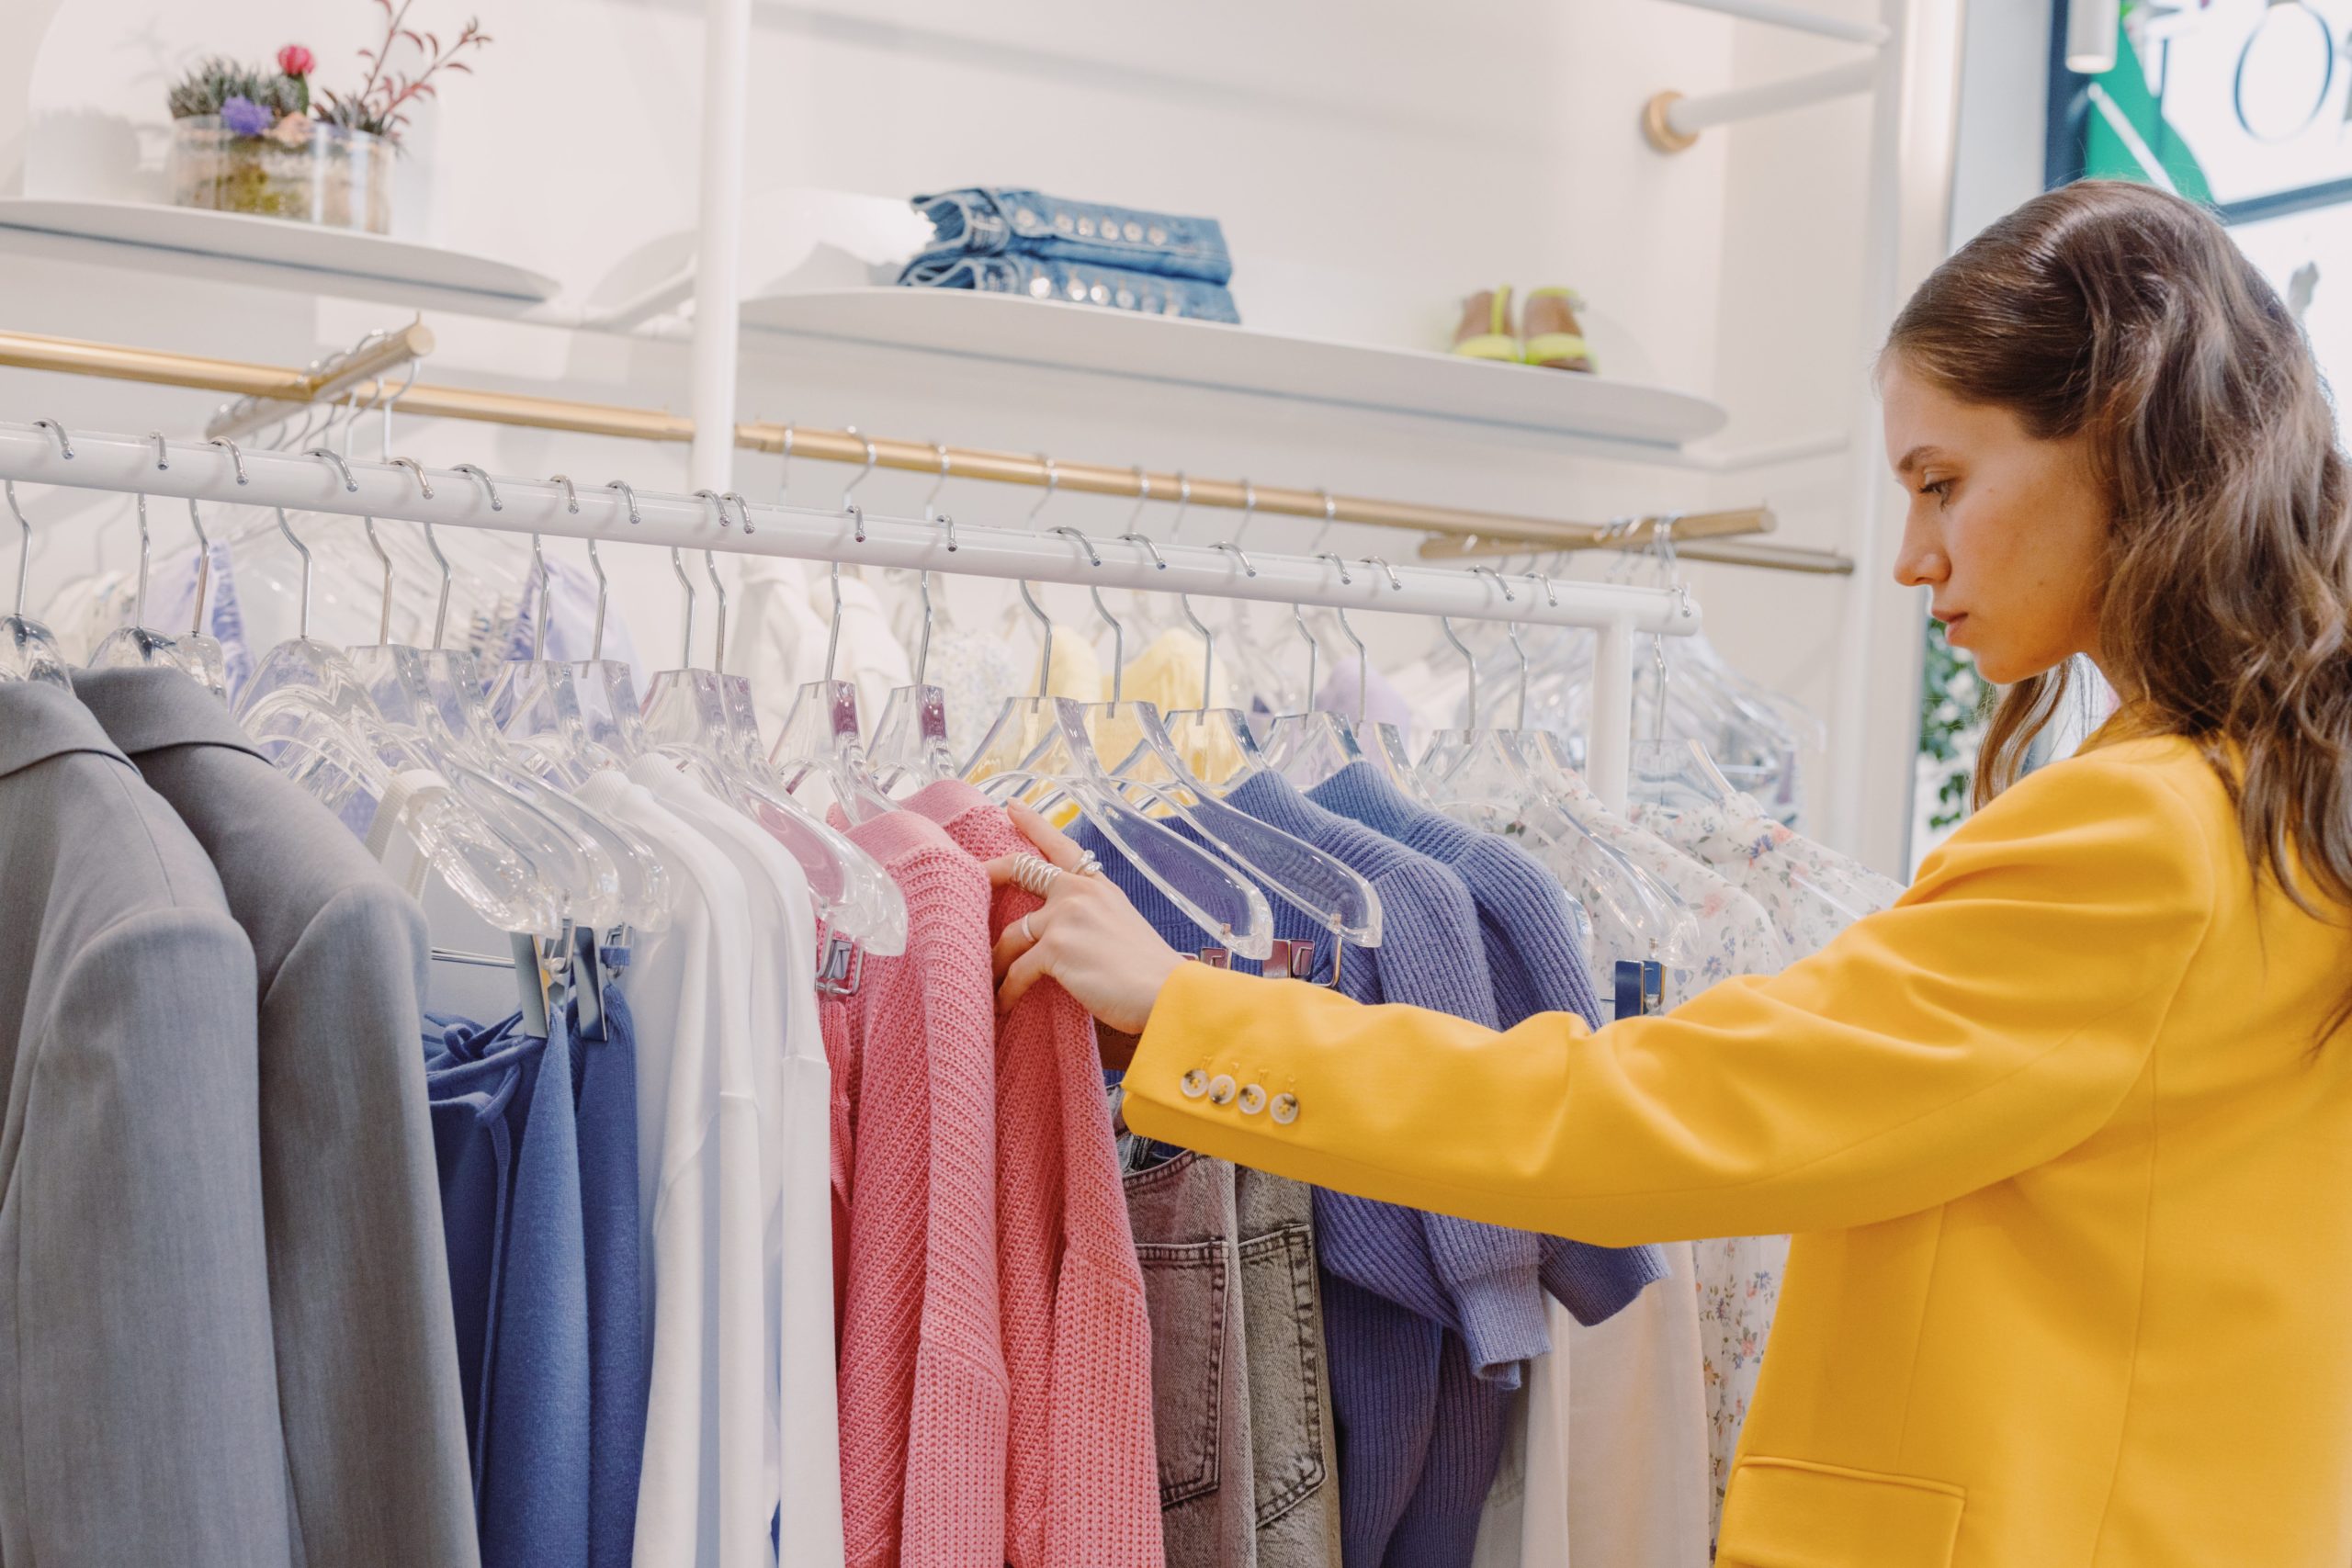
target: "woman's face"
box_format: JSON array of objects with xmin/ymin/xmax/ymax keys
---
[{"xmin": 1882, "ymin": 360, "xmax": 2110, "ymax": 685}]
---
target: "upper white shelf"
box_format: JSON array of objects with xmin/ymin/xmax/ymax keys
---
[
  {"xmin": 740, "ymin": 288, "xmax": 1727, "ymax": 447},
  {"xmin": 0, "ymin": 197, "xmax": 560, "ymax": 304}
]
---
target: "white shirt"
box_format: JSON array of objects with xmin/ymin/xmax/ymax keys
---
[
  {"xmin": 725, "ymin": 559, "xmax": 912, "ymax": 750},
  {"xmin": 581, "ymin": 770, "xmax": 760, "ymax": 1568},
  {"xmin": 633, "ymin": 762, "xmax": 843, "ymax": 1567}
]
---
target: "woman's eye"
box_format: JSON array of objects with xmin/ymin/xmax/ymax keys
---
[{"xmin": 1918, "ymin": 479, "xmax": 1953, "ymax": 502}]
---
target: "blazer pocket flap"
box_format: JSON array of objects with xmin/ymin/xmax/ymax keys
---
[{"xmin": 1718, "ymin": 1458, "xmax": 1965, "ymax": 1568}]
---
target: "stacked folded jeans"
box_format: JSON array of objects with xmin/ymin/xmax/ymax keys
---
[{"xmin": 897, "ymin": 186, "xmax": 1241, "ymax": 323}]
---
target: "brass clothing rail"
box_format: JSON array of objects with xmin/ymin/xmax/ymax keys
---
[{"xmin": 0, "ymin": 324, "xmax": 1843, "ymax": 565}]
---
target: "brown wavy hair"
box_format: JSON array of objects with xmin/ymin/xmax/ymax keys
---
[{"xmin": 1884, "ymin": 180, "xmax": 2352, "ymax": 950}]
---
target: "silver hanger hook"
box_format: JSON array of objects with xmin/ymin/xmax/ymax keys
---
[
  {"xmin": 388, "ymin": 455, "xmax": 432, "ymax": 499},
  {"xmin": 130, "ymin": 493, "xmax": 151, "ymax": 627},
  {"xmin": 1121, "ymin": 531, "xmax": 1168, "ymax": 572},
  {"xmin": 452, "ymin": 463, "xmax": 501, "ymax": 512},
  {"xmin": 584, "ymin": 536, "xmax": 609, "ymax": 663},
  {"xmin": 1125, "ymin": 466, "xmax": 1157, "ymax": 540},
  {"xmin": 549, "ymin": 474, "xmax": 580, "ymax": 514},
  {"xmin": 1528, "ymin": 570, "xmax": 1559, "ymax": 609},
  {"xmin": 705, "ymin": 550, "xmax": 729, "ymax": 674},
  {"xmin": 1317, "ymin": 550, "xmax": 1354, "ymax": 587},
  {"xmin": 1363, "ymin": 555, "xmax": 1404, "ymax": 592},
  {"xmin": 724, "ymin": 490, "xmax": 754, "ymax": 536},
  {"xmin": 1177, "ymin": 585, "xmax": 1216, "ymax": 704},
  {"xmin": 420, "ymin": 517, "xmax": 453, "ymax": 651},
  {"xmin": 1019, "ymin": 578, "xmax": 1054, "ymax": 699},
  {"xmin": 774, "ymin": 423, "xmax": 796, "ymax": 507},
  {"xmin": 1507, "ymin": 620, "xmax": 1532, "ymax": 729},
  {"xmin": 1212, "ymin": 539, "xmax": 1258, "ymax": 579},
  {"xmin": 1439, "ymin": 615, "xmax": 1478, "ymax": 729},
  {"xmin": 695, "ymin": 488, "xmax": 729, "ymax": 529},
  {"xmin": 1230, "ymin": 479, "xmax": 1258, "ymax": 548},
  {"xmin": 823, "ymin": 558, "xmax": 844, "ymax": 684},
  {"xmin": 5, "ymin": 481, "xmax": 30, "ymax": 617},
  {"xmin": 1469, "ymin": 564, "xmax": 1516, "ymax": 603},
  {"xmin": 1048, "ymin": 525, "xmax": 1122, "ymax": 698},
  {"xmin": 1289, "ymin": 596, "xmax": 1317, "ymax": 711},
  {"xmin": 912, "ymin": 555, "xmax": 935, "ymax": 686},
  {"xmin": 32, "ymin": 419, "xmax": 71, "ymax": 459},
  {"xmin": 605, "ymin": 478, "xmax": 639, "ymax": 526},
  {"xmin": 1048, "ymin": 525, "xmax": 1102, "ymax": 568},
  {"xmin": 209, "ymin": 437, "xmax": 249, "ymax": 486},
  {"xmin": 1167, "ymin": 470, "xmax": 1192, "ymax": 543},
  {"xmin": 362, "ymin": 513, "xmax": 394, "ymax": 646},
  {"xmin": 187, "ymin": 496, "xmax": 213, "ymax": 639},
  {"xmin": 1024, "ymin": 455, "xmax": 1059, "ymax": 530},
  {"xmin": 305, "ymin": 446, "xmax": 357, "ymax": 493},
  {"xmin": 922, "ymin": 442, "xmax": 953, "ymax": 520},
  {"xmin": 670, "ymin": 547, "xmax": 696, "ymax": 668},
  {"xmin": 529, "ymin": 533, "xmax": 550, "ymax": 660},
  {"xmin": 841, "ymin": 428, "xmax": 877, "ymax": 513},
  {"xmin": 1327, "ymin": 596, "xmax": 1371, "ymax": 726},
  {"xmin": 274, "ymin": 507, "xmax": 313, "ymax": 639},
  {"xmin": 1310, "ymin": 488, "xmax": 1339, "ymax": 552},
  {"xmin": 149, "ymin": 431, "xmax": 169, "ymax": 471}
]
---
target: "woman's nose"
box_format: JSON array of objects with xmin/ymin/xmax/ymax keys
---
[{"xmin": 1893, "ymin": 518, "xmax": 1949, "ymax": 590}]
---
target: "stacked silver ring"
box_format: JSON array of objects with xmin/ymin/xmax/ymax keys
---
[
  {"xmin": 1010, "ymin": 853, "xmax": 1061, "ymax": 897},
  {"xmin": 1074, "ymin": 850, "xmax": 1103, "ymax": 878}
]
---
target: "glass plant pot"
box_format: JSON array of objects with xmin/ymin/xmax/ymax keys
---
[{"xmin": 166, "ymin": 115, "xmax": 394, "ymax": 234}]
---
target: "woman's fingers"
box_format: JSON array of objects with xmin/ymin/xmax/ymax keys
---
[
  {"xmin": 997, "ymin": 942, "xmax": 1055, "ymax": 1016},
  {"xmin": 990, "ymin": 903, "xmax": 1043, "ymax": 981},
  {"xmin": 1007, "ymin": 799, "xmax": 1089, "ymax": 869}
]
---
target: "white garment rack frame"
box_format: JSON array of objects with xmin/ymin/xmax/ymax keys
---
[{"xmin": 0, "ymin": 422, "xmax": 1699, "ymax": 812}]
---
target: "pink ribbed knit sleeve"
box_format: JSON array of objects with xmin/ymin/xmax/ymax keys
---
[
  {"xmin": 835, "ymin": 810, "xmax": 1007, "ymax": 1568},
  {"xmin": 903, "ymin": 784, "xmax": 1164, "ymax": 1568}
]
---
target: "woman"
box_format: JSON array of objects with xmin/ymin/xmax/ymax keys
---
[{"xmin": 987, "ymin": 180, "xmax": 2352, "ymax": 1567}]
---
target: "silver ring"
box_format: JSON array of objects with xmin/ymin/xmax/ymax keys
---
[
  {"xmin": 1075, "ymin": 850, "xmax": 1103, "ymax": 878},
  {"xmin": 1021, "ymin": 912, "xmax": 1037, "ymax": 943},
  {"xmin": 1010, "ymin": 852, "xmax": 1061, "ymax": 897}
]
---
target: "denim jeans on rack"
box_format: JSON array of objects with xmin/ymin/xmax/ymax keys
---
[
  {"xmin": 908, "ymin": 186, "xmax": 1233, "ymax": 284},
  {"xmin": 898, "ymin": 254, "xmax": 1241, "ymax": 324}
]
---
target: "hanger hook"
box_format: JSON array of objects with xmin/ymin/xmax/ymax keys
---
[
  {"xmin": 305, "ymin": 446, "xmax": 358, "ymax": 493},
  {"xmin": 705, "ymin": 550, "xmax": 729, "ymax": 674},
  {"xmin": 1231, "ymin": 479, "xmax": 1258, "ymax": 548},
  {"xmin": 149, "ymin": 431, "xmax": 169, "ymax": 471},
  {"xmin": 1125, "ymin": 466, "xmax": 1154, "ymax": 535},
  {"xmin": 822, "ymin": 558, "xmax": 845, "ymax": 684},
  {"xmin": 1529, "ymin": 570, "xmax": 1559, "ymax": 609},
  {"xmin": 1470, "ymin": 564, "xmax": 1516, "ymax": 603},
  {"xmin": 922, "ymin": 442, "xmax": 954, "ymax": 519},
  {"xmin": 187, "ymin": 496, "xmax": 213, "ymax": 639},
  {"xmin": 1177, "ymin": 585, "xmax": 1216, "ymax": 704},
  {"xmin": 32, "ymin": 419, "xmax": 72, "ymax": 459},
  {"xmin": 1326, "ymin": 598, "xmax": 1371, "ymax": 726},
  {"xmin": 1439, "ymin": 615, "xmax": 1478, "ymax": 730},
  {"xmin": 1310, "ymin": 488, "xmax": 1339, "ymax": 552},
  {"xmin": 1212, "ymin": 538, "xmax": 1258, "ymax": 579},
  {"xmin": 1167, "ymin": 471, "xmax": 1192, "ymax": 543},
  {"xmin": 1317, "ymin": 550, "xmax": 1354, "ymax": 587},
  {"xmin": 842, "ymin": 428, "xmax": 877, "ymax": 513},
  {"xmin": 1289, "ymin": 597, "xmax": 1317, "ymax": 713},
  {"xmin": 529, "ymin": 533, "xmax": 550, "ymax": 660},
  {"xmin": 5, "ymin": 482, "xmax": 30, "ymax": 618},
  {"xmin": 1019, "ymin": 578, "xmax": 1053, "ymax": 699},
  {"xmin": 209, "ymin": 436, "xmax": 249, "ymax": 486},
  {"xmin": 1066, "ymin": 541, "xmax": 1125, "ymax": 701},
  {"xmin": 1363, "ymin": 555, "xmax": 1404, "ymax": 592},
  {"xmin": 361, "ymin": 512, "xmax": 393, "ymax": 646},
  {"xmin": 1121, "ymin": 531, "xmax": 1168, "ymax": 572},
  {"xmin": 452, "ymin": 463, "xmax": 502, "ymax": 512},
  {"xmin": 724, "ymin": 490, "xmax": 754, "ymax": 536},
  {"xmin": 584, "ymin": 536, "xmax": 609, "ymax": 663},
  {"xmin": 549, "ymin": 473, "xmax": 581, "ymax": 514},
  {"xmin": 130, "ymin": 492, "xmax": 152, "ymax": 628},
  {"xmin": 1024, "ymin": 455, "xmax": 1059, "ymax": 530},
  {"xmin": 275, "ymin": 507, "xmax": 313, "ymax": 639},
  {"xmin": 671, "ymin": 547, "xmax": 696, "ymax": 668},
  {"xmin": 1048, "ymin": 525, "xmax": 1102, "ymax": 569},
  {"xmin": 695, "ymin": 488, "xmax": 729, "ymax": 529},
  {"xmin": 775, "ymin": 423, "xmax": 796, "ymax": 507},
  {"xmin": 605, "ymin": 478, "xmax": 639, "ymax": 526},
  {"xmin": 912, "ymin": 555, "xmax": 935, "ymax": 687},
  {"xmin": 388, "ymin": 455, "xmax": 432, "ymax": 498}
]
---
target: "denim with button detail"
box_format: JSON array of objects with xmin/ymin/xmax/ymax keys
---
[
  {"xmin": 898, "ymin": 253, "xmax": 1241, "ymax": 324},
  {"xmin": 909, "ymin": 186, "xmax": 1233, "ymax": 283}
]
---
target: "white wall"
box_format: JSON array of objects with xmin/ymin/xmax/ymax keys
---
[{"xmin": 0, "ymin": 0, "xmax": 1938, "ymax": 870}]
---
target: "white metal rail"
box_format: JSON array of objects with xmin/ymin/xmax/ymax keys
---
[{"xmin": 0, "ymin": 423, "xmax": 1697, "ymax": 809}]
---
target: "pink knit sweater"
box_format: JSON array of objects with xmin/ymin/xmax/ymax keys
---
[
  {"xmin": 903, "ymin": 784, "xmax": 1164, "ymax": 1568},
  {"xmin": 829, "ymin": 809, "xmax": 1007, "ymax": 1568}
]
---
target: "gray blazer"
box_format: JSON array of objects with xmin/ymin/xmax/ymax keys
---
[
  {"xmin": 0, "ymin": 680, "xmax": 294, "ymax": 1565},
  {"xmin": 76, "ymin": 668, "xmax": 481, "ymax": 1568}
]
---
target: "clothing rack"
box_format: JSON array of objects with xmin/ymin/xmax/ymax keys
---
[
  {"xmin": 0, "ymin": 326, "xmax": 1838, "ymax": 567},
  {"xmin": 0, "ymin": 421, "xmax": 1697, "ymax": 812}
]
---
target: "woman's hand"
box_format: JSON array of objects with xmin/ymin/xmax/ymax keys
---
[{"xmin": 987, "ymin": 801, "xmax": 1186, "ymax": 1036}]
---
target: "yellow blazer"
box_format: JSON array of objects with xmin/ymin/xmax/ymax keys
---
[{"xmin": 1124, "ymin": 733, "xmax": 2352, "ymax": 1567}]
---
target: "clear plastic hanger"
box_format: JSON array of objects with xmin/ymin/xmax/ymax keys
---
[
  {"xmin": 1056, "ymin": 526, "xmax": 1381, "ymax": 948},
  {"xmin": 1, "ymin": 441, "xmax": 74, "ymax": 688},
  {"xmin": 86, "ymin": 434, "xmax": 230, "ymax": 694},
  {"xmin": 1148, "ymin": 537, "xmax": 1275, "ymax": 789},
  {"xmin": 1204, "ymin": 481, "xmax": 1291, "ymax": 731},
  {"xmin": 868, "ymin": 446, "xmax": 958, "ymax": 793},
  {"xmin": 965, "ymin": 545, "xmax": 1273, "ymax": 960},
  {"xmin": 1261, "ymin": 548, "xmax": 1367, "ymax": 786},
  {"xmin": 635, "ymin": 504, "xmax": 908, "ymax": 959}
]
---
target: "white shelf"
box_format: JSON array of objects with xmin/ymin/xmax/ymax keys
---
[
  {"xmin": 0, "ymin": 198, "xmax": 560, "ymax": 304},
  {"xmin": 740, "ymin": 288, "xmax": 1727, "ymax": 447}
]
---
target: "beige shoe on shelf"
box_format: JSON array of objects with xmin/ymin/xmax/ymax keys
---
[{"xmin": 1521, "ymin": 286, "xmax": 1596, "ymax": 373}]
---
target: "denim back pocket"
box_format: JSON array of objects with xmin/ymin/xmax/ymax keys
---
[
  {"xmin": 1238, "ymin": 1223, "xmax": 1331, "ymax": 1527},
  {"xmin": 1134, "ymin": 1238, "xmax": 1232, "ymax": 1506}
]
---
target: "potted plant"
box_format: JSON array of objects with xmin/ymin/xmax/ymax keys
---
[{"xmin": 164, "ymin": 2, "xmax": 492, "ymax": 235}]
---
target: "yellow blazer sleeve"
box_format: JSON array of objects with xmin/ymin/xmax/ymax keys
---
[{"xmin": 1123, "ymin": 751, "xmax": 2221, "ymax": 1245}]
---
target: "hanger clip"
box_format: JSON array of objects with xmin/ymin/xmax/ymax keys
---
[
  {"xmin": 1612, "ymin": 958, "xmax": 1664, "ymax": 1021},
  {"xmin": 1186, "ymin": 937, "xmax": 1342, "ymax": 988},
  {"xmin": 816, "ymin": 931, "xmax": 865, "ymax": 998}
]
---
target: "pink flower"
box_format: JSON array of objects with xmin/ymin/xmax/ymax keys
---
[{"xmin": 277, "ymin": 44, "xmax": 315, "ymax": 78}]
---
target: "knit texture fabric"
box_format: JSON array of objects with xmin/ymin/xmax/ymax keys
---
[
  {"xmin": 831, "ymin": 810, "xmax": 1009, "ymax": 1568},
  {"xmin": 903, "ymin": 783, "xmax": 1164, "ymax": 1568}
]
